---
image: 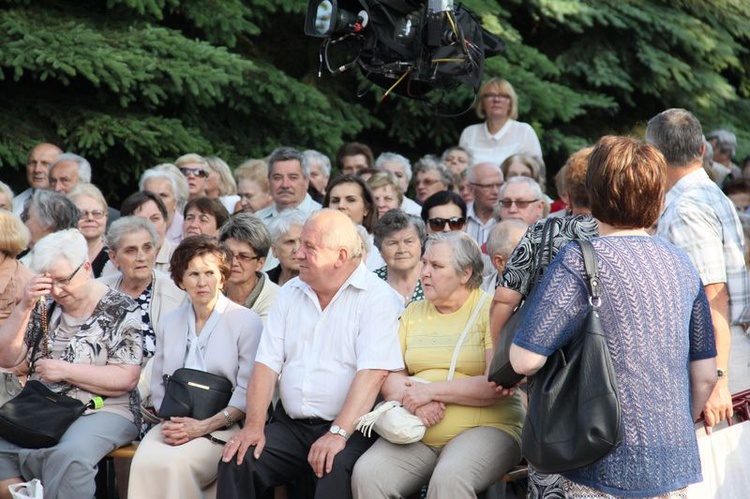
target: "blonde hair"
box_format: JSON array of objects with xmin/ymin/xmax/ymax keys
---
[
  {"xmin": 0, "ymin": 210, "xmax": 30, "ymax": 257},
  {"xmin": 476, "ymin": 78, "xmax": 519, "ymax": 121},
  {"xmin": 205, "ymin": 156, "xmax": 238, "ymax": 196}
]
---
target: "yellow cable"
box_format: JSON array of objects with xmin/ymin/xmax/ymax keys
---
[{"xmin": 382, "ymin": 69, "xmax": 411, "ymax": 101}]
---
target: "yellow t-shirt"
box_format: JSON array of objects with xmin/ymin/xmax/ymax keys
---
[{"xmin": 399, "ymin": 288, "xmax": 524, "ymax": 447}]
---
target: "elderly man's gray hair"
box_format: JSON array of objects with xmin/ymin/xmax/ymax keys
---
[
  {"xmin": 499, "ymin": 176, "xmax": 543, "ymax": 200},
  {"xmin": 52, "ymin": 153, "xmax": 92, "ymax": 184}
]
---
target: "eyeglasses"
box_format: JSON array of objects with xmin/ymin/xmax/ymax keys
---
[
  {"xmin": 79, "ymin": 209, "xmax": 106, "ymax": 220},
  {"xmin": 416, "ymin": 178, "xmax": 441, "ymax": 187},
  {"xmin": 499, "ymin": 199, "xmax": 540, "ymax": 209},
  {"xmin": 51, "ymin": 262, "xmax": 84, "ymax": 288},
  {"xmin": 227, "ymin": 251, "xmax": 261, "ymax": 264},
  {"xmin": 427, "ymin": 217, "xmax": 466, "ymax": 232},
  {"xmin": 179, "ymin": 167, "xmax": 208, "ymax": 178},
  {"xmin": 470, "ymin": 182, "xmax": 503, "ymax": 192},
  {"xmin": 483, "ymin": 93, "xmax": 511, "ymax": 101}
]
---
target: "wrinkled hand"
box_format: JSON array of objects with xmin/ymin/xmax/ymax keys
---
[
  {"xmin": 308, "ymin": 432, "xmax": 346, "ymax": 478},
  {"xmin": 414, "ymin": 401, "xmax": 445, "ymax": 427},
  {"xmin": 34, "ymin": 359, "xmax": 70, "ymax": 383},
  {"xmin": 161, "ymin": 417, "xmax": 209, "ymax": 446},
  {"xmin": 402, "ymin": 380, "xmax": 433, "ymax": 413},
  {"xmin": 702, "ymin": 382, "xmax": 733, "ymax": 433},
  {"xmin": 22, "ymin": 273, "xmax": 52, "ymax": 310},
  {"xmin": 221, "ymin": 424, "xmax": 265, "ymax": 465}
]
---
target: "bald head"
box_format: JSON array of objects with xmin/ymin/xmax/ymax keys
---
[
  {"xmin": 468, "ymin": 162, "xmax": 504, "ymax": 212},
  {"xmin": 297, "ymin": 209, "xmax": 363, "ymax": 294}
]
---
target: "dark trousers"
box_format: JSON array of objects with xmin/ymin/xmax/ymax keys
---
[{"xmin": 216, "ymin": 404, "xmax": 376, "ymax": 499}]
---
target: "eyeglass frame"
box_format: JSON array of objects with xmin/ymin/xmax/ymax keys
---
[
  {"xmin": 499, "ymin": 199, "xmax": 541, "ymax": 209},
  {"xmin": 79, "ymin": 209, "xmax": 107, "ymax": 220},
  {"xmin": 179, "ymin": 167, "xmax": 209, "ymax": 178},
  {"xmin": 51, "ymin": 261, "xmax": 85, "ymax": 288},
  {"xmin": 470, "ymin": 182, "xmax": 503, "ymax": 192},
  {"xmin": 427, "ymin": 217, "xmax": 466, "ymax": 232}
]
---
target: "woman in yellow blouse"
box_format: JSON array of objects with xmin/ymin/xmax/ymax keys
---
[{"xmin": 352, "ymin": 231, "xmax": 523, "ymax": 498}]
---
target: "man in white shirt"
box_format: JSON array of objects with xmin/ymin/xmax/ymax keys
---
[
  {"xmin": 217, "ymin": 209, "xmax": 404, "ymax": 499},
  {"xmin": 465, "ymin": 162, "xmax": 504, "ymax": 246},
  {"xmin": 255, "ymin": 147, "xmax": 322, "ymax": 223},
  {"xmin": 12, "ymin": 142, "xmax": 62, "ymax": 217}
]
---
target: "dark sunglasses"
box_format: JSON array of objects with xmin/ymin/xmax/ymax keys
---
[
  {"xmin": 179, "ymin": 167, "xmax": 208, "ymax": 178},
  {"xmin": 427, "ymin": 217, "xmax": 466, "ymax": 232}
]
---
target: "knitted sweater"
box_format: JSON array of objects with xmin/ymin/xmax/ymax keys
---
[{"xmin": 515, "ymin": 236, "xmax": 716, "ymax": 497}]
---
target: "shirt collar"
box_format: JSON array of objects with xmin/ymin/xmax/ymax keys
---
[{"xmin": 664, "ymin": 168, "xmax": 709, "ymax": 210}]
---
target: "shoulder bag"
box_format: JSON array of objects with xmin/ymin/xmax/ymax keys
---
[
  {"xmin": 521, "ymin": 240, "xmax": 622, "ymax": 474},
  {"xmin": 158, "ymin": 367, "xmax": 234, "ymax": 420},
  {"xmin": 0, "ymin": 301, "xmax": 103, "ymax": 449},
  {"xmin": 488, "ymin": 217, "xmax": 559, "ymax": 387},
  {"xmin": 355, "ymin": 293, "xmax": 489, "ymax": 444}
]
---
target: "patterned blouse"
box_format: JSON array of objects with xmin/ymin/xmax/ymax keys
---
[
  {"xmin": 499, "ymin": 215, "xmax": 599, "ymax": 297},
  {"xmin": 374, "ymin": 266, "xmax": 424, "ymax": 304},
  {"xmin": 25, "ymin": 288, "xmax": 144, "ymax": 425}
]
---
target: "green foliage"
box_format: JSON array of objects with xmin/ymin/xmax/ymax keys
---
[{"xmin": 0, "ymin": 0, "xmax": 748, "ymax": 203}]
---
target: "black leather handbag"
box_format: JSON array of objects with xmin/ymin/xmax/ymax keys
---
[
  {"xmin": 158, "ymin": 368, "xmax": 233, "ymax": 420},
  {"xmin": 0, "ymin": 380, "xmax": 88, "ymax": 448},
  {"xmin": 0, "ymin": 302, "xmax": 98, "ymax": 449},
  {"xmin": 489, "ymin": 218, "xmax": 558, "ymax": 387},
  {"xmin": 521, "ymin": 240, "xmax": 622, "ymax": 474}
]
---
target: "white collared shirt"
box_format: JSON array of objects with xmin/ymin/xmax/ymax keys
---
[
  {"xmin": 255, "ymin": 193, "xmax": 322, "ymax": 224},
  {"xmin": 256, "ymin": 263, "xmax": 404, "ymax": 420},
  {"xmin": 465, "ymin": 201, "xmax": 497, "ymax": 247},
  {"xmin": 459, "ymin": 119, "xmax": 543, "ymax": 166}
]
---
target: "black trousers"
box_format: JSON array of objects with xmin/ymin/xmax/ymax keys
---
[{"xmin": 216, "ymin": 404, "xmax": 376, "ymax": 499}]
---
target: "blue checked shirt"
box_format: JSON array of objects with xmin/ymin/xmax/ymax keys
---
[{"xmin": 657, "ymin": 168, "xmax": 750, "ymax": 325}]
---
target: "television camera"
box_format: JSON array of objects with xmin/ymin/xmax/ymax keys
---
[{"xmin": 304, "ymin": 0, "xmax": 504, "ymax": 101}]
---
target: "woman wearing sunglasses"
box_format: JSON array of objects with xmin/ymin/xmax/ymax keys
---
[
  {"xmin": 420, "ymin": 191, "xmax": 468, "ymax": 235},
  {"xmin": 175, "ymin": 154, "xmax": 210, "ymax": 202}
]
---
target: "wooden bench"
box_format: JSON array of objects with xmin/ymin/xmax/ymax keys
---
[{"xmin": 95, "ymin": 444, "xmax": 137, "ymax": 499}]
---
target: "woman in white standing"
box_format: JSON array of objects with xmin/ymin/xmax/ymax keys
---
[{"xmin": 460, "ymin": 78, "xmax": 543, "ymax": 167}]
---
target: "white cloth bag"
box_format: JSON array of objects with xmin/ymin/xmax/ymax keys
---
[
  {"xmin": 687, "ymin": 421, "xmax": 750, "ymax": 498},
  {"xmin": 8, "ymin": 479, "xmax": 43, "ymax": 499}
]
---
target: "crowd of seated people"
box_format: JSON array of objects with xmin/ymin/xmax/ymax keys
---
[{"xmin": 0, "ymin": 96, "xmax": 746, "ymax": 499}]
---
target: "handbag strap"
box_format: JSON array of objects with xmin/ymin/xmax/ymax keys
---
[
  {"xmin": 447, "ymin": 292, "xmax": 489, "ymax": 381},
  {"xmin": 529, "ymin": 218, "xmax": 560, "ymax": 291},
  {"xmin": 577, "ymin": 240, "xmax": 601, "ymax": 308}
]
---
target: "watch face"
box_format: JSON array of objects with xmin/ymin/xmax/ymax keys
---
[{"xmin": 330, "ymin": 425, "xmax": 341, "ymax": 433}]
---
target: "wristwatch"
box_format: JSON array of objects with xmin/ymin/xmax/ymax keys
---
[
  {"xmin": 717, "ymin": 368, "xmax": 728, "ymax": 379},
  {"xmin": 329, "ymin": 424, "xmax": 350, "ymax": 441}
]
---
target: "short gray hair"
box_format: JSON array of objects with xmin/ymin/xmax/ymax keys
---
[
  {"xmin": 31, "ymin": 229, "xmax": 87, "ymax": 273},
  {"xmin": 486, "ymin": 219, "xmax": 528, "ymax": 259},
  {"xmin": 303, "ymin": 150, "xmax": 332, "ymax": 178},
  {"xmin": 375, "ymin": 152, "xmax": 413, "ymax": 181},
  {"xmin": 28, "ymin": 190, "xmax": 80, "ymax": 232},
  {"xmin": 51, "ymin": 153, "xmax": 92, "ymax": 184},
  {"xmin": 414, "ymin": 155, "xmax": 454, "ymax": 189},
  {"xmin": 441, "ymin": 146, "xmax": 473, "ymax": 167},
  {"xmin": 373, "ymin": 210, "xmax": 426, "ymax": 252},
  {"xmin": 268, "ymin": 210, "xmax": 309, "ymax": 243},
  {"xmin": 267, "ymin": 147, "xmax": 307, "ymax": 178},
  {"xmin": 218, "ymin": 213, "xmax": 272, "ymax": 258},
  {"xmin": 309, "ymin": 209, "xmax": 362, "ymax": 259},
  {"xmin": 425, "ymin": 231, "xmax": 483, "ymax": 289},
  {"xmin": 499, "ymin": 176, "xmax": 543, "ymax": 200},
  {"xmin": 706, "ymin": 129, "xmax": 737, "ymax": 157},
  {"xmin": 106, "ymin": 216, "xmax": 159, "ymax": 252},
  {"xmin": 140, "ymin": 164, "xmax": 190, "ymax": 213},
  {"xmin": 645, "ymin": 108, "xmax": 703, "ymax": 167}
]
